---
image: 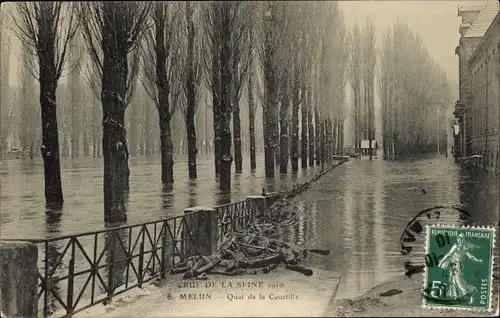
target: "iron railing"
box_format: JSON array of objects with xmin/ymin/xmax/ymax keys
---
[
  {"xmin": 9, "ymin": 211, "xmax": 206, "ymax": 317},
  {"xmin": 215, "ymin": 199, "xmax": 257, "ymax": 244},
  {"xmin": 5, "ymin": 192, "xmax": 287, "ymax": 317}
]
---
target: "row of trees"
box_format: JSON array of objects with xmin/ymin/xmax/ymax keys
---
[
  {"xmin": 379, "ymin": 21, "xmax": 451, "ymax": 156},
  {"xmin": 3, "ymin": 2, "xmax": 348, "ymax": 222},
  {"xmin": 349, "ymin": 21, "xmax": 376, "ymax": 159},
  {"xmin": 1, "ymin": 2, "xmax": 452, "ymax": 221},
  {"xmin": 257, "ymin": 2, "xmax": 348, "ymax": 178}
]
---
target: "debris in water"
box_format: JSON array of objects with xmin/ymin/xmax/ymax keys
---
[{"xmin": 379, "ymin": 289, "xmax": 403, "ymax": 297}]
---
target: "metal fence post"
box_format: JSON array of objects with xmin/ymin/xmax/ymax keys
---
[
  {"xmin": 161, "ymin": 221, "xmax": 168, "ymax": 279},
  {"xmin": 138, "ymin": 241, "xmax": 144, "ymax": 288},
  {"xmin": 66, "ymin": 238, "xmax": 76, "ymax": 314},
  {"xmin": 107, "ymin": 233, "xmax": 115, "ymax": 303}
]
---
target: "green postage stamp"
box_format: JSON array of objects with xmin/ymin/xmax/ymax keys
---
[{"xmin": 423, "ymin": 225, "xmax": 496, "ymax": 312}]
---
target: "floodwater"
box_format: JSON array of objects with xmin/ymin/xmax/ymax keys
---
[
  {"xmin": 0, "ymin": 153, "xmax": 324, "ymax": 239},
  {"xmin": 282, "ymin": 155, "xmax": 499, "ymax": 299},
  {"xmin": 1, "ymin": 153, "xmax": 499, "ymax": 314}
]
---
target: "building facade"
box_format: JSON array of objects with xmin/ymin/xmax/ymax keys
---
[{"xmin": 455, "ymin": 1, "xmax": 500, "ymax": 173}]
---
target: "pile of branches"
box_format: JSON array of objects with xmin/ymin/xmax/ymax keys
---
[{"xmin": 171, "ymin": 199, "xmax": 329, "ymax": 280}]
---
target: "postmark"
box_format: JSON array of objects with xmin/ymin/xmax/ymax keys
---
[{"xmin": 422, "ymin": 224, "xmax": 496, "ymax": 312}]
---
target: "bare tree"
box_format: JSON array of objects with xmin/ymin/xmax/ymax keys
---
[
  {"xmin": 289, "ymin": 2, "xmax": 309, "ymax": 172},
  {"xmin": 68, "ymin": 34, "xmax": 85, "ymax": 158},
  {"xmin": 0, "ymin": 21, "xmax": 13, "ymax": 158},
  {"xmin": 180, "ymin": 1, "xmax": 203, "ymax": 179},
  {"xmin": 348, "ymin": 24, "xmax": 363, "ymax": 153},
  {"xmin": 79, "ymin": 1, "xmax": 151, "ymax": 222},
  {"xmin": 361, "ymin": 20, "xmax": 376, "ymax": 159},
  {"xmin": 379, "ymin": 21, "xmax": 452, "ymax": 157},
  {"xmin": 7, "ymin": 2, "xmax": 79, "ymax": 208},
  {"xmin": 81, "ymin": 4, "xmax": 143, "ymax": 191},
  {"xmin": 275, "ymin": 8, "xmax": 293, "ymax": 174},
  {"xmin": 257, "ymin": 1, "xmax": 289, "ymax": 178},
  {"xmin": 247, "ymin": 24, "xmax": 257, "ymax": 171},
  {"xmin": 19, "ymin": 44, "xmax": 39, "ymax": 159},
  {"xmin": 229, "ymin": 3, "xmax": 251, "ymax": 174},
  {"xmin": 141, "ymin": 1, "xmax": 182, "ymax": 184},
  {"xmin": 218, "ymin": 1, "xmax": 235, "ymax": 191},
  {"xmin": 203, "ymin": 1, "xmax": 243, "ymax": 190},
  {"xmin": 201, "ymin": 1, "xmax": 222, "ymax": 174}
]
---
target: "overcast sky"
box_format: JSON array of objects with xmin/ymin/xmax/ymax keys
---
[
  {"xmin": 339, "ymin": 0, "xmax": 488, "ymax": 97},
  {"xmin": 337, "ymin": 0, "xmax": 488, "ymax": 145},
  {"xmin": 3, "ymin": 0, "xmax": 486, "ymax": 90}
]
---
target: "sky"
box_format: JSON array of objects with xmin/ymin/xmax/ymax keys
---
[
  {"xmin": 339, "ymin": 0, "xmax": 488, "ymax": 97},
  {"xmin": 1, "ymin": 0, "xmax": 492, "ymax": 146},
  {"xmin": 337, "ymin": 0, "xmax": 489, "ymax": 146}
]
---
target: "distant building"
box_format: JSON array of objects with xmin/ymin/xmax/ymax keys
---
[{"xmin": 455, "ymin": 0, "xmax": 500, "ymax": 173}]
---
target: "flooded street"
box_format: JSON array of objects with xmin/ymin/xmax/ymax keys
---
[
  {"xmin": 0, "ymin": 154, "xmax": 324, "ymax": 239},
  {"xmin": 279, "ymin": 155, "xmax": 499, "ymax": 299},
  {"xmin": 1, "ymin": 154, "xmax": 499, "ymax": 307}
]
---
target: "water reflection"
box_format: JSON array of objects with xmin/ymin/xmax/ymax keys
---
[
  {"xmin": 372, "ymin": 162, "xmax": 387, "ymax": 282},
  {"xmin": 281, "ymin": 157, "xmax": 498, "ymax": 299},
  {"xmin": 0, "ymin": 155, "xmax": 324, "ymax": 239},
  {"xmin": 161, "ymin": 184, "xmax": 174, "ymax": 211}
]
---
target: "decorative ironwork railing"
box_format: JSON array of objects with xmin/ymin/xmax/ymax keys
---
[
  {"xmin": 5, "ymin": 192, "xmax": 289, "ymax": 317},
  {"xmin": 8, "ymin": 212, "xmax": 205, "ymax": 317},
  {"xmin": 215, "ymin": 199, "xmax": 257, "ymax": 244},
  {"xmin": 2, "ymin": 159, "xmax": 348, "ymax": 317}
]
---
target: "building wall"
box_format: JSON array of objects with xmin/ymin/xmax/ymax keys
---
[
  {"xmin": 458, "ymin": 38, "xmax": 482, "ymax": 102},
  {"xmin": 467, "ymin": 14, "xmax": 500, "ymax": 172}
]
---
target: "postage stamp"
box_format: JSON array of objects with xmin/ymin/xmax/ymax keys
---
[{"xmin": 422, "ymin": 225, "xmax": 496, "ymax": 312}]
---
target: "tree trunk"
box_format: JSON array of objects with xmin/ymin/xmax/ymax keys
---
[
  {"xmin": 92, "ymin": 101, "xmax": 98, "ymax": 158},
  {"xmin": 326, "ymin": 120, "xmax": 330, "ymax": 161},
  {"xmin": 123, "ymin": 139, "xmax": 130, "ymax": 191},
  {"xmin": 301, "ymin": 87, "xmax": 308, "ymax": 168},
  {"xmin": 332, "ymin": 121, "xmax": 337, "ymax": 155},
  {"xmin": 186, "ymin": 113, "xmax": 197, "ymax": 179},
  {"xmin": 213, "ymin": 106, "xmax": 221, "ymax": 174},
  {"xmin": 101, "ymin": 16, "xmax": 129, "ymax": 222},
  {"xmin": 308, "ymin": 93, "xmax": 314, "ymax": 167},
  {"xmin": 83, "ymin": 136, "xmax": 90, "ymax": 157},
  {"xmin": 71, "ymin": 136, "xmax": 80, "ymax": 159},
  {"xmin": 315, "ymin": 109, "xmax": 320, "ymax": 166},
  {"xmin": 279, "ymin": 97, "xmax": 289, "ymax": 174},
  {"xmin": 263, "ymin": 26, "xmax": 277, "ymax": 178},
  {"xmin": 102, "ymin": 98, "xmax": 127, "ymax": 222},
  {"xmin": 219, "ymin": 5, "xmax": 232, "ymax": 191},
  {"xmin": 185, "ymin": 2, "xmax": 198, "ymax": 180},
  {"xmin": 320, "ymin": 121, "xmax": 325, "ymax": 170},
  {"xmin": 233, "ymin": 101, "xmax": 242, "ymax": 173},
  {"xmin": 62, "ymin": 134, "xmax": 69, "ymax": 157},
  {"xmin": 248, "ymin": 71, "xmax": 256, "ymax": 171},
  {"xmin": 39, "ymin": 82, "xmax": 64, "ymax": 209},
  {"xmin": 291, "ymin": 78, "xmax": 300, "ymax": 173},
  {"xmin": 155, "ymin": 21, "xmax": 175, "ymax": 184},
  {"xmin": 212, "ymin": 45, "xmax": 221, "ymax": 175}
]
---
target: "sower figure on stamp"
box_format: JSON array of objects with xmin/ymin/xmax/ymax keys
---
[{"xmin": 438, "ymin": 233, "xmax": 483, "ymax": 304}]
